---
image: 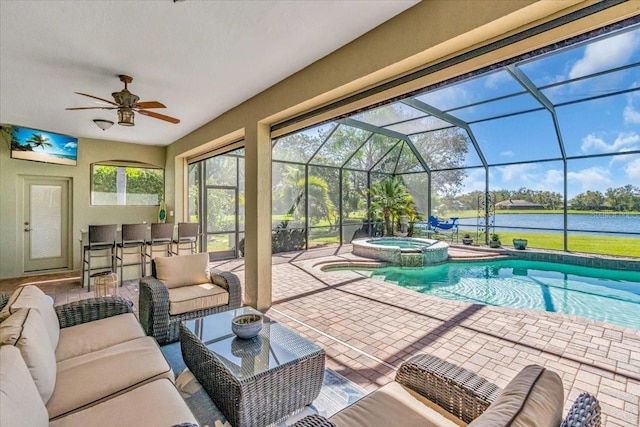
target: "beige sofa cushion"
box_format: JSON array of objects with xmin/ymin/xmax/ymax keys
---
[
  {"xmin": 155, "ymin": 252, "xmax": 210, "ymax": 289},
  {"xmin": 47, "ymin": 336, "xmax": 174, "ymax": 419},
  {"xmin": 168, "ymin": 283, "xmax": 229, "ymax": 315},
  {"xmin": 0, "ymin": 345, "xmax": 49, "ymax": 427},
  {"xmin": 0, "ymin": 285, "xmax": 59, "ymax": 349},
  {"xmin": 49, "ymin": 378, "xmax": 197, "ymax": 427},
  {"xmin": 468, "ymin": 365, "xmax": 563, "ymax": 427},
  {"xmin": 55, "ymin": 313, "xmax": 145, "ymax": 361},
  {"xmin": 330, "ymin": 381, "xmax": 466, "ymax": 427},
  {"xmin": 0, "ymin": 308, "xmax": 57, "ymax": 404}
]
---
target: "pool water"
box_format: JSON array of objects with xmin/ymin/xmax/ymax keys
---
[
  {"xmin": 344, "ymin": 259, "xmax": 640, "ymax": 330},
  {"xmin": 366, "ymin": 239, "xmax": 430, "ymax": 249}
]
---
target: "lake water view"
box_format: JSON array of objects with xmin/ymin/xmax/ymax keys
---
[{"xmin": 456, "ymin": 213, "xmax": 640, "ymax": 236}]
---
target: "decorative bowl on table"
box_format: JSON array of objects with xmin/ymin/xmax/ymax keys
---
[{"xmin": 231, "ymin": 314, "xmax": 263, "ymax": 339}]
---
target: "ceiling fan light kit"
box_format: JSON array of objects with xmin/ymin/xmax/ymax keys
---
[
  {"xmin": 93, "ymin": 119, "xmax": 114, "ymax": 130},
  {"xmin": 118, "ymin": 108, "xmax": 135, "ymax": 126},
  {"xmin": 67, "ymin": 75, "xmax": 180, "ymax": 127}
]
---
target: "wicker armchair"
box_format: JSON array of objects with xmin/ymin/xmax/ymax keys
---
[
  {"xmin": 138, "ymin": 259, "xmax": 242, "ymax": 345},
  {"xmin": 293, "ymin": 353, "xmax": 601, "ymax": 427}
]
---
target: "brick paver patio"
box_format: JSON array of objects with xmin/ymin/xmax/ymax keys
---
[{"xmin": 2, "ymin": 245, "xmax": 638, "ymax": 426}]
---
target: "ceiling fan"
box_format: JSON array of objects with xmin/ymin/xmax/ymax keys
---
[{"xmin": 66, "ymin": 75, "xmax": 180, "ymax": 126}]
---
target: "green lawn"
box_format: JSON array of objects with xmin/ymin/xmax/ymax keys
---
[{"xmin": 457, "ymin": 229, "xmax": 640, "ymax": 258}]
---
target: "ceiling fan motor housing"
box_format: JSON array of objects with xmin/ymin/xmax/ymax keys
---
[{"xmin": 112, "ymin": 90, "xmax": 139, "ymax": 107}]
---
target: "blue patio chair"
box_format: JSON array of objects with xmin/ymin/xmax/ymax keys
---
[{"xmin": 428, "ymin": 216, "xmax": 459, "ymax": 242}]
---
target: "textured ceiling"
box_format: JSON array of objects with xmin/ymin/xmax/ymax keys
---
[{"xmin": 0, "ymin": 0, "xmax": 417, "ymax": 146}]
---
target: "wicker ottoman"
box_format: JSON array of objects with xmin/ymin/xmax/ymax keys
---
[{"xmin": 180, "ymin": 307, "xmax": 325, "ymax": 427}]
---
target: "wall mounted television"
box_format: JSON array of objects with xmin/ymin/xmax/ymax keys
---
[{"xmin": 6, "ymin": 125, "xmax": 78, "ymax": 166}]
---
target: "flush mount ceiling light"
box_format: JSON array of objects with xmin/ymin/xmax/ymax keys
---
[{"xmin": 93, "ymin": 119, "xmax": 114, "ymax": 131}]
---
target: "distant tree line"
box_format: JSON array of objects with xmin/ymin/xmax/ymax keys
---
[{"xmin": 443, "ymin": 185, "xmax": 640, "ymax": 212}]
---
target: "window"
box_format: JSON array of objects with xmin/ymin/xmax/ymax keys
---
[{"xmin": 91, "ymin": 163, "xmax": 164, "ymax": 206}]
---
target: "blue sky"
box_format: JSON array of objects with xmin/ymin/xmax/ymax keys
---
[
  {"xmin": 14, "ymin": 126, "xmax": 78, "ymax": 157},
  {"xmin": 458, "ymin": 26, "xmax": 640, "ymax": 199},
  {"xmin": 279, "ymin": 25, "xmax": 640, "ymax": 201}
]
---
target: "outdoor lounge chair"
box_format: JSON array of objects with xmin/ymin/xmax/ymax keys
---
[
  {"xmin": 428, "ymin": 216, "xmax": 459, "ymax": 242},
  {"xmin": 292, "ymin": 353, "xmax": 601, "ymax": 427}
]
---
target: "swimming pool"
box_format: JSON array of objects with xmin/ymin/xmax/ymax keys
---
[{"xmin": 332, "ymin": 259, "xmax": 640, "ymax": 330}]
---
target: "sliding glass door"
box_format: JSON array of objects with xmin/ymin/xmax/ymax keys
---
[{"xmin": 188, "ymin": 147, "xmax": 244, "ymax": 260}]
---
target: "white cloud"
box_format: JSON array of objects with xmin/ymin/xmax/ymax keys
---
[
  {"xmin": 569, "ymin": 31, "xmax": 639, "ymax": 79},
  {"xmin": 500, "ymin": 150, "xmax": 515, "ymax": 157},
  {"xmin": 484, "ymin": 71, "xmax": 511, "ymax": 89},
  {"xmin": 462, "ymin": 168, "xmax": 486, "ymax": 192},
  {"xmin": 420, "ymin": 85, "xmax": 471, "ymax": 111},
  {"xmin": 64, "ymin": 142, "xmax": 77, "ymax": 149},
  {"xmin": 543, "ymin": 169, "xmax": 564, "ymax": 187},
  {"xmin": 624, "ymin": 102, "xmax": 640, "ymax": 124},
  {"xmin": 567, "ymin": 167, "xmax": 612, "ymax": 194},
  {"xmin": 497, "ymin": 164, "xmax": 537, "ymax": 182},
  {"xmin": 580, "ymin": 132, "xmax": 639, "ymax": 153},
  {"xmin": 624, "ymin": 157, "xmax": 640, "ymax": 181}
]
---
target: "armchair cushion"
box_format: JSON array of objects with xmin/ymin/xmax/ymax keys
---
[
  {"xmin": 154, "ymin": 252, "xmax": 210, "ymax": 289},
  {"xmin": 168, "ymin": 283, "xmax": 230, "ymax": 315},
  {"xmin": 0, "ymin": 345, "xmax": 49, "ymax": 427},
  {"xmin": 0, "ymin": 285, "xmax": 59, "ymax": 349},
  {"xmin": 0, "ymin": 308, "xmax": 57, "ymax": 404},
  {"xmin": 468, "ymin": 365, "xmax": 564, "ymax": 427},
  {"xmin": 330, "ymin": 381, "xmax": 464, "ymax": 427},
  {"xmin": 55, "ymin": 313, "xmax": 145, "ymax": 361}
]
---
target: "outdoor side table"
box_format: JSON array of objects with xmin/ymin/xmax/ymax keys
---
[
  {"xmin": 93, "ymin": 272, "xmax": 118, "ymax": 297},
  {"xmin": 180, "ymin": 307, "xmax": 325, "ymax": 427}
]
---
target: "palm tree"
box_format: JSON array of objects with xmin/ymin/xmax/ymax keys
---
[
  {"xmin": 26, "ymin": 133, "xmax": 52, "ymax": 150},
  {"xmin": 369, "ymin": 175, "xmax": 412, "ymax": 236}
]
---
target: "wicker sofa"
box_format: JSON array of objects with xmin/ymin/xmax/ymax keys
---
[
  {"xmin": 139, "ymin": 252, "xmax": 242, "ymax": 345},
  {"xmin": 0, "ymin": 285, "xmax": 197, "ymax": 426},
  {"xmin": 293, "ymin": 353, "xmax": 601, "ymax": 427}
]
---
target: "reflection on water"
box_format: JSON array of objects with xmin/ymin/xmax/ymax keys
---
[
  {"xmin": 353, "ymin": 259, "xmax": 640, "ymax": 330},
  {"xmin": 457, "ymin": 213, "xmax": 640, "ymax": 235}
]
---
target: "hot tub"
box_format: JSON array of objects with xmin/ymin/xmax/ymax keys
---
[{"xmin": 351, "ymin": 237, "xmax": 449, "ymax": 266}]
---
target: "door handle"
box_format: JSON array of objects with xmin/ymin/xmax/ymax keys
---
[{"xmin": 24, "ymin": 227, "xmax": 32, "ymax": 232}]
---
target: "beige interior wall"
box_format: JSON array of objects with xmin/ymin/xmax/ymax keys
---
[
  {"xmin": 0, "ymin": 136, "xmax": 165, "ymax": 279},
  {"xmin": 165, "ymin": 0, "xmax": 639, "ymax": 310}
]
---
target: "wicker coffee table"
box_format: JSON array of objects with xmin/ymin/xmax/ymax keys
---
[{"xmin": 179, "ymin": 307, "xmax": 325, "ymax": 427}]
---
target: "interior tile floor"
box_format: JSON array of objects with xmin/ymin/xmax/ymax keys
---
[{"xmin": 1, "ymin": 245, "xmax": 638, "ymax": 426}]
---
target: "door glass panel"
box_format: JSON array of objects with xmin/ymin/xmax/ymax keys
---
[
  {"xmin": 31, "ymin": 185, "xmax": 61, "ymax": 258},
  {"xmin": 207, "ymin": 188, "xmax": 236, "ymax": 232}
]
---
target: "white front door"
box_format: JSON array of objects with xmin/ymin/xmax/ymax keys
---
[{"xmin": 22, "ymin": 176, "xmax": 71, "ymax": 272}]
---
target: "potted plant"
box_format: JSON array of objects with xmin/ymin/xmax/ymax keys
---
[
  {"xmin": 461, "ymin": 233, "xmax": 473, "ymax": 245},
  {"xmin": 513, "ymin": 238, "xmax": 528, "ymax": 250},
  {"xmin": 489, "ymin": 233, "xmax": 501, "ymax": 248}
]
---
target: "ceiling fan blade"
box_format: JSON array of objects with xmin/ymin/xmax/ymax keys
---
[
  {"xmin": 137, "ymin": 109, "xmax": 180, "ymax": 124},
  {"xmin": 75, "ymin": 92, "xmax": 119, "ymax": 106},
  {"xmin": 134, "ymin": 101, "xmax": 166, "ymax": 109},
  {"xmin": 66, "ymin": 106, "xmax": 117, "ymax": 110}
]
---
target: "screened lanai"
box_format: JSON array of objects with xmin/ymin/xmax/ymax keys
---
[{"xmin": 270, "ymin": 21, "xmax": 640, "ymax": 258}]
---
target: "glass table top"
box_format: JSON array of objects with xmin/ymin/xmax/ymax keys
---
[{"xmin": 182, "ymin": 307, "xmax": 323, "ymax": 380}]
